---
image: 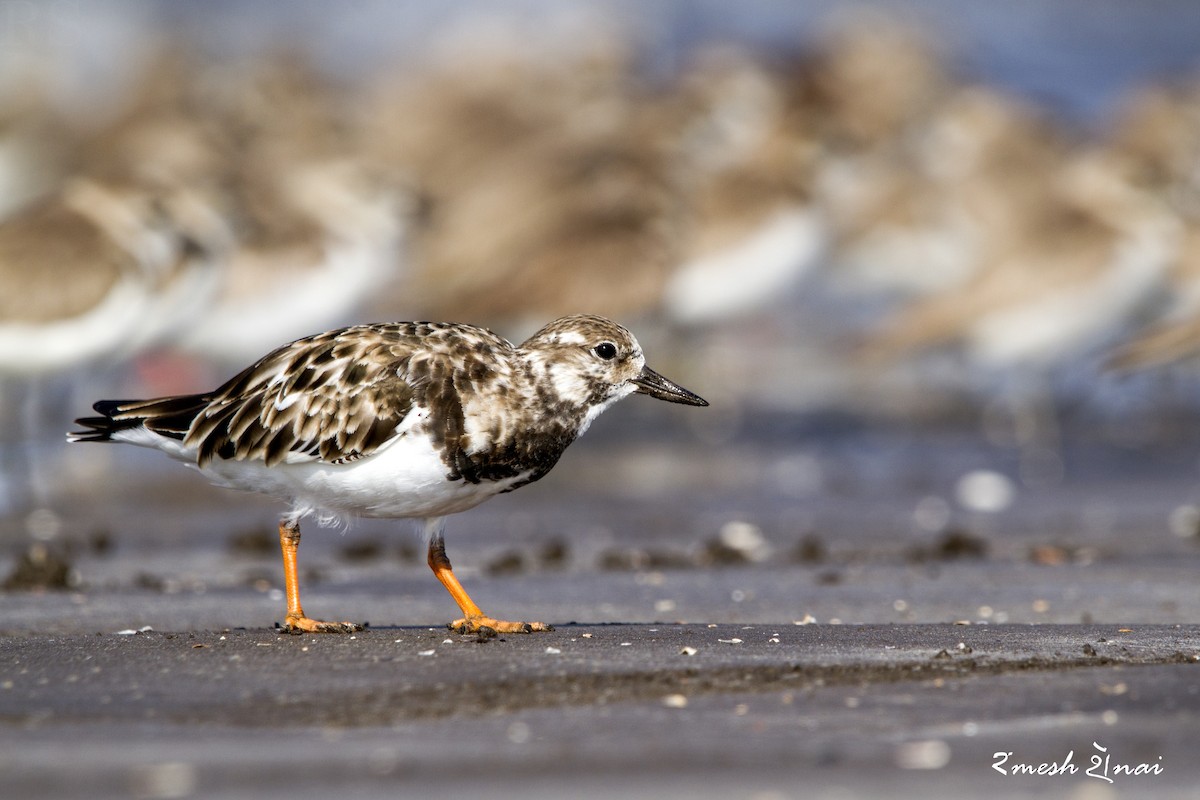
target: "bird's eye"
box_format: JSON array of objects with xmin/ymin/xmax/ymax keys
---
[{"xmin": 593, "ymin": 342, "xmax": 618, "ymax": 360}]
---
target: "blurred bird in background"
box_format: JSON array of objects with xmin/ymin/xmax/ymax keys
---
[{"xmin": 1, "ymin": 1, "xmax": 1200, "ymax": 531}]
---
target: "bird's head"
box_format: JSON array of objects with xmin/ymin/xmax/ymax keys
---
[{"xmin": 520, "ymin": 315, "xmax": 708, "ymax": 425}]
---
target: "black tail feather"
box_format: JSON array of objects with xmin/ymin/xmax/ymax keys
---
[
  {"xmin": 68, "ymin": 395, "xmax": 211, "ymax": 443},
  {"xmin": 67, "ymin": 416, "xmax": 130, "ymax": 442},
  {"xmin": 92, "ymin": 399, "xmax": 132, "ymax": 417}
]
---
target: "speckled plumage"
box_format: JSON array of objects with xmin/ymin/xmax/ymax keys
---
[{"xmin": 70, "ymin": 314, "xmax": 707, "ymax": 634}]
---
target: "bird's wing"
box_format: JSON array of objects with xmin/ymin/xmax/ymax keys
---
[{"xmin": 185, "ymin": 323, "xmax": 487, "ymax": 468}]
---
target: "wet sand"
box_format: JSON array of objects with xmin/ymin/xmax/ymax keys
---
[
  {"xmin": 0, "ymin": 624, "xmax": 1196, "ymax": 798},
  {"xmin": 3, "ymin": 415, "xmax": 1200, "ymax": 797}
]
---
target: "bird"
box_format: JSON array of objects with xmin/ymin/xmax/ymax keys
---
[
  {"xmin": 174, "ymin": 155, "xmax": 409, "ymax": 367},
  {"xmin": 1105, "ymin": 222, "xmax": 1200, "ymax": 370},
  {"xmin": 659, "ymin": 45, "xmax": 826, "ymax": 325},
  {"xmin": 0, "ymin": 176, "xmax": 227, "ymax": 376},
  {"xmin": 69, "ymin": 314, "xmax": 708, "ymax": 634},
  {"xmin": 173, "ymin": 50, "xmax": 411, "ymax": 366},
  {"xmin": 0, "ymin": 176, "xmax": 228, "ymax": 516},
  {"xmin": 365, "ymin": 33, "xmax": 681, "ymax": 328}
]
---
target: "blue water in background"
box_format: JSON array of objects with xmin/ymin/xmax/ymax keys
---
[{"xmin": 3, "ymin": 0, "xmax": 1198, "ymax": 123}]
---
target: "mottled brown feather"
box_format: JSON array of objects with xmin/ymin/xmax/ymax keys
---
[{"xmin": 181, "ymin": 323, "xmax": 491, "ymax": 468}]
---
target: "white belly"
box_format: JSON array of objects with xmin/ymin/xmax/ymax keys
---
[{"xmin": 192, "ymin": 430, "xmax": 529, "ymax": 520}]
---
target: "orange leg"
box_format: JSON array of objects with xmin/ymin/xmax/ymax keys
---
[
  {"xmin": 427, "ymin": 532, "xmax": 552, "ymax": 634},
  {"xmin": 278, "ymin": 520, "xmax": 361, "ymax": 634}
]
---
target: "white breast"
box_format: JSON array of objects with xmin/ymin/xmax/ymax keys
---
[{"xmin": 196, "ymin": 429, "xmax": 527, "ymax": 521}]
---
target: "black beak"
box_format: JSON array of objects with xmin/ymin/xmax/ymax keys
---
[{"xmin": 631, "ymin": 366, "xmax": 709, "ymax": 407}]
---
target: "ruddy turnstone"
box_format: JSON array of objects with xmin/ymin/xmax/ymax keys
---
[
  {"xmin": 176, "ymin": 154, "xmax": 408, "ymax": 366},
  {"xmin": 825, "ymin": 85, "xmax": 1067, "ymax": 299},
  {"xmin": 69, "ymin": 315, "xmax": 707, "ymax": 634},
  {"xmin": 1107, "ymin": 224, "xmax": 1200, "ymax": 370},
  {"xmin": 368, "ymin": 33, "xmax": 677, "ymax": 325},
  {"xmin": 0, "ymin": 177, "xmax": 227, "ymax": 375},
  {"xmin": 79, "ymin": 48, "xmax": 407, "ymax": 366},
  {"xmin": 856, "ymin": 148, "xmax": 1179, "ymax": 373},
  {"xmin": 660, "ymin": 46, "xmax": 825, "ymax": 325},
  {"xmin": 0, "ymin": 175, "xmax": 226, "ymax": 515}
]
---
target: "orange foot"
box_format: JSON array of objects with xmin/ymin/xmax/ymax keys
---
[
  {"xmin": 449, "ymin": 615, "xmax": 554, "ymax": 635},
  {"xmin": 281, "ymin": 614, "xmax": 364, "ymax": 634}
]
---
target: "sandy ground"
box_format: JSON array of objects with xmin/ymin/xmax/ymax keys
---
[
  {"xmin": 1, "ymin": 624, "xmax": 1197, "ymax": 799},
  {"xmin": 3, "ymin": 413, "xmax": 1200, "ymax": 798}
]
